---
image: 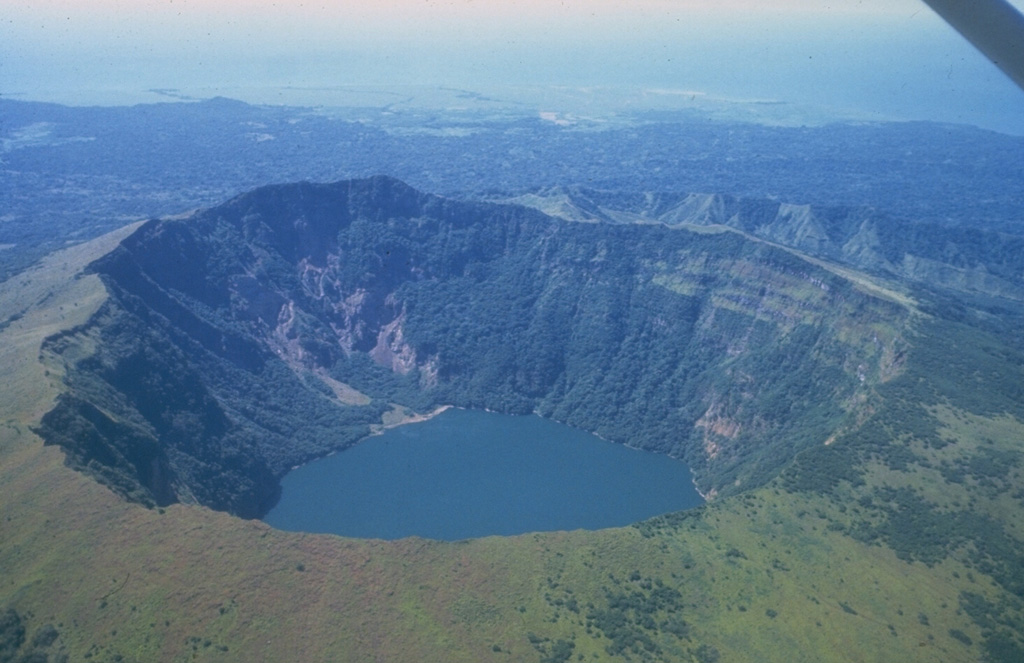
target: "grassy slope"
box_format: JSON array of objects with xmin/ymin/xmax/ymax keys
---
[{"xmin": 1, "ymin": 227, "xmax": 1021, "ymax": 662}]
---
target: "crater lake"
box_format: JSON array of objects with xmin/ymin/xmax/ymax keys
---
[{"xmin": 264, "ymin": 407, "xmax": 704, "ymax": 540}]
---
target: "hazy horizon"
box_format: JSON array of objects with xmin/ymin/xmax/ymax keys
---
[{"xmin": 3, "ymin": 0, "xmax": 1024, "ymax": 133}]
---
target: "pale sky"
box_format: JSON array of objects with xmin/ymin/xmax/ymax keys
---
[
  {"xmin": 2, "ymin": 0, "xmax": 952, "ymax": 51},
  {"xmin": 2, "ymin": 0, "xmax": 1023, "ymax": 131}
]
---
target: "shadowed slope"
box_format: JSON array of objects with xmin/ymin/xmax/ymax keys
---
[
  {"xmin": 38, "ymin": 177, "xmax": 910, "ymax": 514},
  {"xmin": 3, "ymin": 179, "xmax": 1024, "ymax": 662}
]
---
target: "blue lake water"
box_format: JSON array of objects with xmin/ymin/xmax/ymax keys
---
[{"xmin": 264, "ymin": 408, "xmax": 704, "ymax": 541}]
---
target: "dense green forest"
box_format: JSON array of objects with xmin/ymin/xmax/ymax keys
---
[
  {"xmin": 7, "ymin": 174, "xmax": 1024, "ymax": 662},
  {"xmin": 38, "ymin": 177, "xmax": 910, "ymax": 516}
]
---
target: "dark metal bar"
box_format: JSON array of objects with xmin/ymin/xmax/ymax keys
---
[{"xmin": 921, "ymin": 0, "xmax": 1024, "ymax": 93}]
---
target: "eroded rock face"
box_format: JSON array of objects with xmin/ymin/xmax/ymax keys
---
[
  {"xmin": 37, "ymin": 177, "xmax": 914, "ymax": 516},
  {"xmin": 510, "ymin": 186, "xmax": 1024, "ymax": 304}
]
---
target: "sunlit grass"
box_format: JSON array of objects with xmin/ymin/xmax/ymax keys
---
[{"xmin": 0, "ymin": 220, "xmax": 1019, "ymax": 662}]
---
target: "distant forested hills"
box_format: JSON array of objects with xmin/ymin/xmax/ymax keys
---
[{"xmin": 2, "ymin": 97, "xmax": 1021, "ymax": 280}]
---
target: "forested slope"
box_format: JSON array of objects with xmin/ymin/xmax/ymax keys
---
[
  {"xmin": 5, "ymin": 177, "xmax": 1024, "ymax": 662},
  {"xmin": 37, "ymin": 177, "xmax": 911, "ymax": 514}
]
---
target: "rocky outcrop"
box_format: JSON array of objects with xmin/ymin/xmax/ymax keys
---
[
  {"xmin": 507, "ymin": 186, "xmax": 1024, "ymax": 303},
  {"xmin": 37, "ymin": 177, "xmax": 915, "ymax": 515}
]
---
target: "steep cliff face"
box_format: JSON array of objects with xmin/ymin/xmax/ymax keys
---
[
  {"xmin": 507, "ymin": 186, "xmax": 1024, "ymax": 304},
  {"xmin": 37, "ymin": 177, "xmax": 914, "ymax": 516}
]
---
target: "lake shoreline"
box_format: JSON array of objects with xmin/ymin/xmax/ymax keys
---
[
  {"xmin": 370, "ymin": 404, "xmax": 454, "ymax": 436},
  {"xmin": 268, "ymin": 408, "xmax": 705, "ymax": 540}
]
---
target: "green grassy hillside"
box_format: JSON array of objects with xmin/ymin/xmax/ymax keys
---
[{"xmin": 2, "ymin": 180, "xmax": 1023, "ymax": 662}]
